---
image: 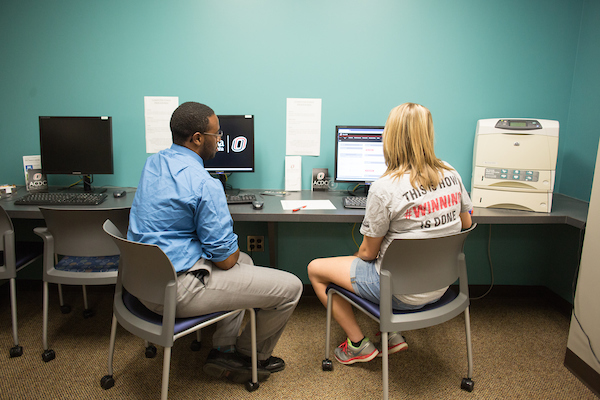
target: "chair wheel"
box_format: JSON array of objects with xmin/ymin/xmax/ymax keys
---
[
  {"xmin": 461, "ymin": 377, "xmax": 474, "ymax": 392},
  {"xmin": 42, "ymin": 349, "xmax": 56, "ymax": 362},
  {"xmin": 10, "ymin": 345, "xmax": 23, "ymax": 358},
  {"xmin": 60, "ymin": 305, "xmax": 71, "ymax": 314},
  {"xmin": 322, "ymin": 359, "xmax": 333, "ymax": 371},
  {"xmin": 100, "ymin": 375, "xmax": 115, "ymax": 390},
  {"xmin": 83, "ymin": 309, "xmax": 95, "ymax": 318},
  {"xmin": 245, "ymin": 380, "xmax": 260, "ymax": 392},
  {"xmin": 190, "ymin": 340, "xmax": 202, "ymax": 351},
  {"xmin": 145, "ymin": 345, "xmax": 157, "ymax": 358}
]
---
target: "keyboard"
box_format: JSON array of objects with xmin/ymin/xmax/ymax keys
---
[
  {"xmin": 343, "ymin": 196, "xmax": 367, "ymax": 209},
  {"xmin": 226, "ymin": 194, "xmax": 257, "ymax": 204},
  {"xmin": 14, "ymin": 192, "xmax": 108, "ymax": 206}
]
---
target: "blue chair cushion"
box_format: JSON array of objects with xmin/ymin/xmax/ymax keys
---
[
  {"xmin": 326, "ymin": 284, "xmax": 458, "ymax": 319},
  {"xmin": 55, "ymin": 255, "xmax": 120, "ymax": 273},
  {"xmin": 122, "ymin": 289, "xmax": 230, "ymax": 335}
]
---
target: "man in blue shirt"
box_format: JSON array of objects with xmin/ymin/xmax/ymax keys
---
[{"xmin": 128, "ymin": 101, "xmax": 303, "ymax": 383}]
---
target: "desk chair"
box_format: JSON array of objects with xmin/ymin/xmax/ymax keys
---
[
  {"xmin": 322, "ymin": 224, "xmax": 477, "ymax": 400},
  {"xmin": 34, "ymin": 207, "xmax": 130, "ymax": 362},
  {"xmin": 100, "ymin": 220, "xmax": 260, "ymax": 399},
  {"xmin": 0, "ymin": 205, "xmax": 43, "ymax": 357}
]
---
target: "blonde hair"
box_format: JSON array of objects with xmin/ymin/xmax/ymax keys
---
[{"xmin": 382, "ymin": 103, "xmax": 451, "ymax": 189}]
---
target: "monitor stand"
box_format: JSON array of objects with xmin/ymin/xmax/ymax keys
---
[
  {"xmin": 57, "ymin": 175, "xmax": 107, "ymax": 194},
  {"xmin": 215, "ymin": 173, "xmax": 240, "ymax": 196}
]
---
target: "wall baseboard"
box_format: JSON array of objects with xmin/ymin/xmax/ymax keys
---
[{"xmin": 564, "ymin": 348, "xmax": 600, "ymax": 397}]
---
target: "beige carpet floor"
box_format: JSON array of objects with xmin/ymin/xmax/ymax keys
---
[{"xmin": 0, "ymin": 283, "xmax": 597, "ymax": 399}]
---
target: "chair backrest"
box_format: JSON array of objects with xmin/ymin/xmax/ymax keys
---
[
  {"xmin": 381, "ymin": 224, "xmax": 477, "ymax": 296},
  {"xmin": 103, "ymin": 219, "xmax": 177, "ymax": 306},
  {"xmin": 39, "ymin": 207, "xmax": 130, "ymax": 257}
]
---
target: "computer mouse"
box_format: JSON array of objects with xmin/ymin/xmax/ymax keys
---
[
  {"xmin": 252, "ymin": 200, "xmax": 264, "ymax": 210},
  {"xmin": 113, "ymin": 190, "xmax": 127, "ymax": 198}
]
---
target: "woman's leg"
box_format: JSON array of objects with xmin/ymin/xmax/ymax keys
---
[{"xmin": 307, "ymin": 256, "xmax": 364, "ymax": 343}]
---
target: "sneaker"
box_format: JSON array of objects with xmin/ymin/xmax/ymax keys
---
[
  {"xmin": 203, "ymin": 348, "xmax": 271, "ymax": 383},
  {"xmin": 375, "ymin": 331, "xmax": 408, "ymax": 357},
  {"xmin": 334, "ymin": 338, "xmax": 379, "ymax": 365}
]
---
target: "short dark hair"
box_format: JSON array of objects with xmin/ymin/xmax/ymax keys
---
[{"xmin": 170, "ymin": 102, "xmax": 215, "ymax": 145}]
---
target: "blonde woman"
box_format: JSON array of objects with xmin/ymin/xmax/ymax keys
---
[{"xmin": 308, "ymin": 103, "xmax": 472, "ymax": 365}]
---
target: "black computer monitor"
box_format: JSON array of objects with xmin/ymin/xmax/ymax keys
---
[
  {"xmin": 204, "ymin": 115, "xmax": 255, "ymax": 193},
  {"xmin": 334, "ymin": 126, "xmax": 386, "ymax": 193},
  {"xmin": 39, "ymin": 116, "xmax": 114, "ymax": 193}
]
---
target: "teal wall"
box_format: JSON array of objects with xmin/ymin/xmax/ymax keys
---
[
  {"xmin": 1, "ymin": 0, "xmax": 595, "ymax": 195},
  {"xmin": 2, "ymin": 1, "xmax": 598, "ymax": 302},
  {"xmin": 558, "ymin": 0, "xmax": 600, "ymax": 201}
]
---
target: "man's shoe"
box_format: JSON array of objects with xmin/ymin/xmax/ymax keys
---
[
  {"xmin": 334, "ymin": 338, "xmax": 379, "ymax": 365},
  {"xmin": 238, "ymin": 352, "xmax": 286, "ymax": 373},
  {"xmin": 203, "ymin": 349, "xmax": 271, "ymax": 383},
  {"xmin": 259, "ymin": 356, "xmax": 286, "ymax": 372},
  {"xmin": 376, "ymin": 331, "xmax": 408, "ymax": 357}
]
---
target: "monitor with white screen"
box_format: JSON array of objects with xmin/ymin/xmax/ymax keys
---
[
  {"xmin": 39, "ymin": 116, "xmax": 113, "ymax": 193},
  {"xmin": 334, "ymin": 126, "xmax": 386, "ymax": 186}
]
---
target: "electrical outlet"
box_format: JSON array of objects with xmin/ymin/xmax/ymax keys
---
[{"xmin": 247, "ymin": 236, "xmax": 264, "ymax": 252}]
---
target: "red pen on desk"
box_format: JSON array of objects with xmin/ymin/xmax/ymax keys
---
[{"xmin": 292, "ymin": 205, "xmax": 307, "ymax": 212}]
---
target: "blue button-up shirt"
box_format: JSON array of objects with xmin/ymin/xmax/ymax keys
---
[{"xmin": 128, "ymin": 144, "xmax": 238, "ymax": 273}]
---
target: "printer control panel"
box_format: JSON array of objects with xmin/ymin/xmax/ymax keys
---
[
  {"xmin": 484, "ymin": 168, "xmax": 539, "ymax": 182},
  {"xmin": 495, "ymin": 119, "xmax": 542, "ymax": 130}
]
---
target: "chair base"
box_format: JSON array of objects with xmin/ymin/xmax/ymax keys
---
[
  {"xmin": 10, "ymin": 345, "xmax": 23, "ymax": 358},
  {"xmin": 245, "ymin": 381, "xmax": 260, "ymax": 392},
  {"xmin": 42, "ymin": 349, "xmax": 56, "ymax": 362},
  {"xmin": 322, "ymin": 359, "xmax": 333, "ymax": 371},
  {"xmin": 83, "ymin": 308, "xmax": 95, "ymax": 318},
  {"xmin": 145, "ymin": 345, "xmax": 157, "ymax": 358},
  {"xmin": 461, "ymin": 377, "xmax": 474, "ymax": 392},
  {"xmin": 100, "ymin": 375, "xmax": 115, "ymax": 390},
  {"xmin": 190, "ymin": 340, "xmax": 202, "ymax": 351}
]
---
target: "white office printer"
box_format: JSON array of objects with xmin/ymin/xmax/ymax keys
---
[{"xmin": 471, "ymin": 118, "xmax": 559, "ymax": 213}]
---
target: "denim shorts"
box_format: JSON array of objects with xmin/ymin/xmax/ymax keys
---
[{"xmin": 349, "ymin": 257, "xmax": 427, "ymax": 311}]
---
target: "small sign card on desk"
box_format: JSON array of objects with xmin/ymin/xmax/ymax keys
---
[
  {"xmin": 281, "ymin": 200, "xmax": 336, "ymax": 211},
  {"xmin": 285, "ymin": 156, "xmax": 302, "ymax": 191},
  {"xmin": 23, "ymin": 155, "xmax": 47, "ymax": 192}
]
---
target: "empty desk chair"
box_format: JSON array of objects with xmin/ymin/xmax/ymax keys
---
[
  {"xmin": 34, "ymin": 207, "xmax": 129, "ymax": 362},
  {"xmin": 322, "ymin": 224, "xmax": 477, "ymax": 400},
  {"xmin": 100, "ymin": 219, "xmax": 260, "ymax": 400},
  {"xmin": 0, "ymin": 205, "xmax": 43, "ymax": 357}
]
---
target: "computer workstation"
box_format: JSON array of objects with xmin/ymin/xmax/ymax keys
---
[
  {"xmin": 334, "ymin": 125, "xmax": 385, "ymax": 209},
  {"xmin": 204, "ymin": 114, "xmax": 258, "ymax": 205},
  {"xmin": 15, "ymin": 116, "xmax": 115, "ymax": 206},
  {"xmin": 14, "ymin": 114, "xmax": 259, "ymax": 206}
]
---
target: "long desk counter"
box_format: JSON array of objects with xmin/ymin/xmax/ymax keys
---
[
  {"xmin": 2, "ymin": 186, "xmax": 588, "ymax": 229},
  {"xmin": 0, "ymin": 186, "xmax": 137, "ymax": 220},
  {"xmin": 2, "ymin": 186, "xmax": 589, "ymax": 286},
  {"xmin": 228, "ymin": 190, "xmax": 588, "ymax": 229}
]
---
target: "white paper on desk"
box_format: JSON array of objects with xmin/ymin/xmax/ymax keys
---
[
  {"xmin": 145, "ymin": 96, "xmax": 179, "ymax": 153},
  {"xmin": 281, "ymin": 200, "xmax": 336, "ymax": 210},
  {"xmin": 285, "ymin": 156, "xmax": 302, "ymax": 192},
  {"xmin": 286, "ymin": 98, "xmax": 321, "ymax": 156}
]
